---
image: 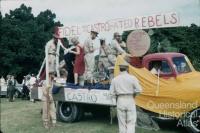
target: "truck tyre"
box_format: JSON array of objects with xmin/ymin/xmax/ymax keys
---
[
  {"xmin": 57, "ymin": 102, "xmax": 78, "ymax": 122},
  {"xmin": 185, "ymin": 108, "xmax": 200, "ymax": 133}
]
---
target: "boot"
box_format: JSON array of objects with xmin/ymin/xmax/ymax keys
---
[{"xmin": 43, "ymin": 121, "xmax": 50, "ymax": 129}]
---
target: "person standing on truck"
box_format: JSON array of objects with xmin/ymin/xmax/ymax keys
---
[
  {"xmin": 109, "ymin": 32, "xmax": 126, "ymax": 64},
  {"xmin": 0, "ymin": 76, "xmax": 5, "ymax": 93},
  {"xmin": 42, "ymin": 27, "xmax": 67, "ymax": 128},
  {"xmin": 119, "ymin": 34, "xmax": 127, "ymax": 51},
  {"xmin": 69, "ymin": 37, "xmax": 85, "ymax": 86},
  {"xmin": 84, "ymin": 30, "xmax": 98, "ymax": 84},
  {"xmin": 98, "ymin": 38, "xmax": 113, "ymax": 72},
  {"xmin": 110, "ymin": 62, "xmax": 142, "ymax": 133}
]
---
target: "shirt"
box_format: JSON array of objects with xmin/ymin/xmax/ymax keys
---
[
  {"xmin": 99, "ymin": 45, "xmax": 112, "ymax": 57},
  {"xmin": 110, "ymin": 39, "xmax": 125, "ymax": 56},
  {"xmin": 45, "ymin": 39, "xmax": 66, "ymax": 56},
  {"xmin": 84, "ymin": 37, "xmax": 95, "ymax": 54},
  {"xmin": 29, "ymin": 76, "xmax": 36, "ymax": 86},
  {"xmin": 45, "ymin": 39, "xmax": 67, "ymax": 83},
  {"xmin": 110, "ymin": 71, "xmax": 142, "ymax": 99}
]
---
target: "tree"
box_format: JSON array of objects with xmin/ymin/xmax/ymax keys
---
[
  {"xmin": 122, "ymin": 24, "xmax": 200, "ymax": 70},
  {"xmin": 0, "ymin": 4, "xmax": 63, "ymax": 82}
]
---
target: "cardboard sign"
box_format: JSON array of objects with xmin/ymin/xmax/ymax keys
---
[
  {"xmin": 64, "ymin": 89, "xmax": 116, "ymax": 106},
  {"xmin": 57, "ymin": 12, "xmax": 180, "ymax": 37},
  {"xmin": 127, "ymin": 30, "xmax": 150, "ymax": 57}
]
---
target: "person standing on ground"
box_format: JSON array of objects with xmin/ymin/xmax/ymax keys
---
[
  {"xmin": 29, "ymin": 74, "xmax": 36, "ymax": 102},
  {"xmin": 42, "ymin": 27, "xmax": 67, "ymax": 128},
  {"xmin": 22, "ymin": 76, "xmax": 29, "ymax": 100},
  {"xmin": 110, "ymin": 62, "xmax": 142, "ymax": 133},
  {"xmin": 84, "ymin": 30, "xmax": 98, "ymax": 84},
  {"xmin": 119, "ymin": 35, "xmax": 127, "ymax": 51},
  {"xmin": 69, "ymin": 37, "xmax": 85, "ymax": 86},
  {"xmin": 7, "ymin": 75, "xmax": 16, "ymax": 102}
]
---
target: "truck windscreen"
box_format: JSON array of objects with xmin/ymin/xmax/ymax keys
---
[{"xmin": 172, "ymin": 56, "xmax": 192, "ymax": 74}]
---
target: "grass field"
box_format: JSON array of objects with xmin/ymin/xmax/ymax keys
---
[{"xmin": 0, "ymin": 98, "xmax": 188, "ymax": 133}]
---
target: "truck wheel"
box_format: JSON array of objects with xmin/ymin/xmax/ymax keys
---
[
  {"xmin": 57, "ymin": 102, "xmax": 78, "ymax": 122},
  {"xmin": 186, "ymin": 108, "xmax": 200, "ymax": 133}
]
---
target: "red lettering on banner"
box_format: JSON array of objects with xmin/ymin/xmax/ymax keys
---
[
  {"xmin": 64, "ymin": 27, "xmax": 71, "ymax": 36},
  {"xmin": 164, "ymin": 15, "xmax": 169, "ymax": 25},
  {"xmin": 82, "ymin": 25, "xmax": 87, "ymax": 32},
  {"xmin": 93, "ymin": 23, "xmax": 99, "ymax": 32},
  {"xmin": 135, "ymin": 17, "xmax": 140, "ymax": 28},
  {"xmin": 87, "ymin": 25, "xmax": 91, "ymax": 32},
  {"xmin": 124, "ymin": 19, "xmax": 132, "ymax": 29},
  {"xmin": 113, "ymin": 22, "xmax": 119, "ymax": 30},
  {"xmin": 155, "ymin": 15, "xmax": 162, "ymax": 26},
  {"xmin": 91, "ymin": 25, "xmax": 95, "ymax": 32},
  {"xmin": 77, "ymin": 26, "xmax": 81, "ymax": 35},
  {"xmin": 105, "ymin": 22, "xmax": 110, "ymax": 31},
  {"xmin": 148, "ymin": 16, "xmax": 155, "ymax": 27},
  {"xmin": 170, "ymin": 13, "xmax": 178, "ymax": 24},
  {"xmin": 142, "ymin": 17, "xmax": 146, "ymax": 27},
  {"xmin": 118, "ymin": 20, "xmax": 123, "ymax": 29},
  {"xmin": 71, "ymin": 26, "xmax": 78, "ymax": 36}
]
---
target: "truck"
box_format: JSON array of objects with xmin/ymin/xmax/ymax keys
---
[{"xmin": 31, "ymin": 52, "xmax": 200, "ymax": 133}]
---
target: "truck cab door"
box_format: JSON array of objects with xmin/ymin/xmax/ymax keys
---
[{"xmin": 148, "ymin": 60, "xmax": 175, "ymax": 78}]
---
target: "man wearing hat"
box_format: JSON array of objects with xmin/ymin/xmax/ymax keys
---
[
  {"xmin": 84, "ymin": 30, "xmax": 98, "ymax": 84},
  {"xmin": 42, "ymin": 27, "xmax": 67, "ymax": 128},
  {"xmin": 110, "ymin": 62, "xmax": 142, "ymax": 133}
]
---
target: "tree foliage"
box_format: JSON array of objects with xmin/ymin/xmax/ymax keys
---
[
  {"xmin": 0, "ymin": 4, "xmax": 62, "ymax": 81},
  {"xmin": 122, "ymin": 25, "xmax": 200, "ymax": 71},
  {"xmin": 1, "ymin": 4, "xmax": 200, "ymax": 82}
]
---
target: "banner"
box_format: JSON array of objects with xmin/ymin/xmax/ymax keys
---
[{"xmin": 58, "ymin": 12, "xmax": 180, "ymax": 37}]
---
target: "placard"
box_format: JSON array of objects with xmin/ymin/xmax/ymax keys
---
[{"xmin": 127, "ymin": 30, "xmax": 150, "ymax": 57}]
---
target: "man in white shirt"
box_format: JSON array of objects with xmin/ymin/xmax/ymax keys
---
[
  {"xmin": 110, "ymin": 62, "xmax": 142, "ymax": 133},
  {"xmin": 29, "ymin": 74, "xmax": 36, "ymax": 102},
  {"xmin": 29, "ymin": 74, "xmax": 36, "ymax": 89},
  {"xmin": 84, "ymin": 30, "xmax": 98, "ymax": 84},
  {"xmin": 43, "ymin": 27, "xmax": 67, "ymax": 128},
  {"xmin": 109, "ymin": 32, "xmax": 126, "ymax": 65}
]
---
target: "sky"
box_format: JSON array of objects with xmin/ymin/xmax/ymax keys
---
[{"xmin": 1, "ymin": 0, "xmax": 200, "ymax": 41}]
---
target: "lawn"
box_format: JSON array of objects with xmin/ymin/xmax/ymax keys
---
[{"xmin": 0, "ymin": 98, "xmax": 188, "ymax": 133}]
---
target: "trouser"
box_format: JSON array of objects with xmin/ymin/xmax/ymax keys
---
[
  {"xmin": 98, "ymin": 57, "xmax": 112, "ymax": 71},
  {"xmin": 8, "ymin": 87, "xmax": 15, "ymax": 101},
  {"xmin": 22, "ymin": 85, "xmax": 30, "ymax": 99},
  {"xmin": 117, "ymin": 95, "xmax": 137, "ymax": 133},
  {"xmin": 42, "ymin": 99, "xmax": 56, "ymax": 125},
  {"xmin": 84, "ymin": 53, "xmax": 95, "ymax": 81}
]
